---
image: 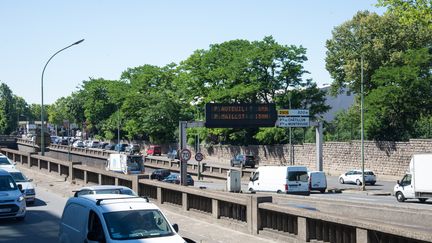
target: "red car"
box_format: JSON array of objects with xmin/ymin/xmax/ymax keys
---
[{"xmin": 146, "ymin": 145, "xmax": 162, "ymax": 156}]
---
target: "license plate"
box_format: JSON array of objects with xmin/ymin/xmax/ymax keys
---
[{"xmin": 0, "ymin": 208, "xmax": 11, "ymax": 213}]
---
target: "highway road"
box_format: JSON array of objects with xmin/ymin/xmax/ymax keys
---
[{"xmin": 0, "ymin": 165, "xmax": 281, "ymax": 243}]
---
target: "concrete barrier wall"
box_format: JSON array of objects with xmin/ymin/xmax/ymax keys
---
[
  {"xmin": 2, "ymin": 147, "xmax": 430, "ymax": 243},
  {"xmin": 199, "ymin": 139, "xmax": 432, "ymax": 177}
]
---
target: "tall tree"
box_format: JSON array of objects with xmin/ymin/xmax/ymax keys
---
[
  {"xmin": 0, "ymin": 83, "xmax": 17, "ymax": 134},
  {"xmin": 325, "ymin": 11, "xmax": 431, "ymax": 96},
  {"xmin": 365, "ymin": 48, "xmax": 432, "ymax": 140}
]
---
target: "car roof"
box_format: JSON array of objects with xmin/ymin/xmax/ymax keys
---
[
  {"xmin": 77, "ymin": 185, "xmax": 132, "ymax": 191},
  {"xmin": 0, "ymin": 169, "xmax": 11, "ymax": 176},
  {"xmin": 0, "ymin": 167, "xmax": 21, "ymax": 173},
  {"xmin": 76, "ymin": 194, "xmax": 157, "ymax": 212}
]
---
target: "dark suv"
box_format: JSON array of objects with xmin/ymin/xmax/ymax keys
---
[
  {"xmin": 150, "ymin": 169, "xmax": 171, "ymax": 181},
  {"xmin": 230, "ymin": 154, "xmax": 256, "ymax": 168}
]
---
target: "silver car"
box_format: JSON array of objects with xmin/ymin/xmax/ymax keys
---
[{"xmin": 339, "ymin": 169, "xmax": 376, "ymax": 185}]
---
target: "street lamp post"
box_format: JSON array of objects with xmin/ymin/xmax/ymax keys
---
[{"xmin": 40, "ymin": 39, "xmax": 84, "ymax": 156}]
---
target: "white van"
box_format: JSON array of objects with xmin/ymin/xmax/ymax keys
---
[
  {"xmin": 248, "ymin": 166, "xmax": 310, "ymax": 195},
  {"xmin": 106, "ymin": 153, "xmax": 144, "ymax": 174},
  {"xmin": 59, "ymin": 194, "xmax": 185, "ymax": 243},
  {"xmin": 308, "ymin": 171, "xmax": 327, "ymax": 193}
]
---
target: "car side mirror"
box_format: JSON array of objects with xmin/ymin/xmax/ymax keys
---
[
  {"xmin": 17, "ymin": 184, "xmax": 23, "ymax": 193},
  {"xmin": 28, "ymin": 179, "xmax": 33, "ymax": 182},
  {"xmin": 13, "ymin": 162, "xmax": 17, "ymax": 166},
  {"xmin": 397, "ymin": 180, "xmax": 400, "ymax": 185},
  {"xmin": 172, "ymin": 223, "xmax": 179, "ymax": 233}
]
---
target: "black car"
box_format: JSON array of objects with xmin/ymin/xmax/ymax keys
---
[
  {"xmin": 163, "ymin": 173, "xmax": 194, "ymax": 186},
  {"xmin": 230, "ymin": 154, "xmax": 256, "ymax": 168},
  {"xmin": 150, "ymin": 169, "xmax": 171, "ymax": 181}
]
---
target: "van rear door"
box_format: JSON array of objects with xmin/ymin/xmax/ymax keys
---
[{"xmin": 287, "ymin": 169, "xmax": 309, "ymax": 194}]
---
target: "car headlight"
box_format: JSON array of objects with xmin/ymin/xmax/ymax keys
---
[{"xmin": 17, "ymin": 195, "xmax": 25, "ymax": 202}]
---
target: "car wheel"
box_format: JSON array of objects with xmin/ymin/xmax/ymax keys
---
[
  {"xmin": 249, "ymin": 188, "xmax": 256, "ymax": 194},
  {"xmin": 276, "ymin": 190, "xmax": 282, "ymax": 194},
  {"xmin": 230, "ymin": 162, "xmax": 234, "ymax": 167},
  {"xmin": 370, "ymin": 182, "xmax": 376, "ymax": 186},
  {"xmin": 339, "ymin": 177, "xmax": 344, "ymax": 184},
  {"xmin": 356, "ymin": 179, "xmax": 362, "ymax": 186},
  {"xmin": 396, "ymin": 192, "xmax": 406, "ymax": 202},
  {"xmin": 251, "ymin": 165, "xmax": 255, "ymax": 168},
  {"xmin": 320, "ymin": 189, "xmax": 326, "ymax": 193},
  {"xmin": 419, "ymin": 198, "xmax": 427, "ymax": 203}
]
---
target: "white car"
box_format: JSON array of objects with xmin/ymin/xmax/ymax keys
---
[
  {"xmin": 59, "ymin": 194, "xmax": 186, "ymax": 243},
  {"xmin": 4, "ymin": 168, "xmax": 36, "ymax": 204},
  {"xmin": 0, "ymin": 155, "xmax": 15, "ymax": 169},
  {"xmin": 339, "ymin": 169, "xmax": 376, "ymax": 185},
  {"xmin": 73, "ymin": 185, "xmax": 137, "ymax": 197}
]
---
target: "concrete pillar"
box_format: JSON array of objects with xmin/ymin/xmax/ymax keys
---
[
  {"xmin": 37, "ymin": 159, "xmax": 41, "ymax": 170},
  {"xmin": 248, "ymin": 195, "xmax": 273, "ymax": 235},
  {"xmin": 356, "ymin": 228, "xmax": 368, "ymax": 243},
  {"xmin": 297, "ymin": 217, "xmax": 309, "ymax": 242},
  {"xmin": 132, "ymin": 175, "xmax": 145, "ymax": 195},
  {"xmin": 212, "ymin": 199, "xmax": 219, "ymax": 219},
  {"xmin": 182, "ymin": 192, "xmax": 188, "ymax": 211},
  {"xmin": 58, "ymin": 164, "xmax": 61, "ymax": 176},
  {"xmin": 115, "ymin": 177, "xmax": 119, "ymax": 186},
  {"xmin": 47, "ymin": 161, "xmax": 51, "ymax": 172},
  {"xmin": 27, "ymin": 153, "xmax": 32, "ymax": 168},
  {"xmin": 84, "ymin": 171, "xmax": 88, "ymax": 184},
  {"xmin": 68, "ymin": 162, "xmax": 82, "ymax": 182},
  {"xmin": 68, "ymin": 163, "xmax": 73, "ymax": 182},
  {"xmin": 157, "ymin": 187, "xmax": 163, "ymax": 204},
  {"xmin": 98, "ymin": 174, "xmax": 102, "ymax": 185}
]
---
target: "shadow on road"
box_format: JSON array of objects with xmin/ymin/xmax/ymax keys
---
[
  {"xmin": 0, "ymin": 209, "xmax": 61, "ymax": 243},
  {"xmin": 27, "ymin": 198, "xmax": 47, "ymax": 207}
]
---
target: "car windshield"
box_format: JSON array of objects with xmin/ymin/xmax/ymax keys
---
[
  {"xmin": 10, "ymin": 172, "xmax": 28, "ymax": 182},
  {"xmin": 103, "ymin": 209, "xmax": 174, "ymax": 240},
  {"xmin": 0, "ymin": 175, "xmax": 17, "ymax": 191},
  {"xmin": 365, "ymin": 171, "xmax": 375, "ymax": 175},
  {"xmin": 0, "ymin": 157, "xmax": 11, "ymax": 165}
]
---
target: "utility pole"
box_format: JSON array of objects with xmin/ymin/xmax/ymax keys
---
[{"xmin": 361, "ymin": 54, "xmax": 365, "ymax": 191}]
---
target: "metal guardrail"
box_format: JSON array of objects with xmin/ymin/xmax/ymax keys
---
[{"xmin": 2, "ymin": 147, "xmax": 431, "ymax": 243}]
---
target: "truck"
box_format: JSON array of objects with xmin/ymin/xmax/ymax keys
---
[
  {"xmin": 394, "ymin": 154, "xmax": 432, "ymax": 203},
  {"xmin": 105, "ymin": 153, "xmax": 145, "ymax": 175}
]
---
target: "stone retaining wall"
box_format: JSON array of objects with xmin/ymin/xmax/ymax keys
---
[{"xmin": 199, "ymin": 139, "xmax": 432, "ymax": 177}]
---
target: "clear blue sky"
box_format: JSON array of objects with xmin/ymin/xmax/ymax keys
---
[{"xmin": 1, "ymin": 1, "xmax": 384, "ymax": 104}]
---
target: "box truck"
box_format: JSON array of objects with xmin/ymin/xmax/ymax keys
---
[
  {"xmin": 248, "ymin": 166, "xmax": 310, "ymax": 195},
  {"xmin": 106, "ymin": 153, "xmax": 145, "ymax": 174},
  {"xmin": 394, "ymin": 154, "xmax": 432, "ymax": 203}
]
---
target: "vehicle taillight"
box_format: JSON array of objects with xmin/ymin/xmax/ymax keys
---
[
  {"xmin": 309, "ymin": 174, "xmax": 312, "ymax": 189},
  {"xmin": 285, "ymin": 184, "xmax": 288, "ymax": 191}
]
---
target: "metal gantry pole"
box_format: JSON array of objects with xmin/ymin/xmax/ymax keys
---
[{"xmin": 361, "ymin": 55, "xmax": 365, "ymax": 191}]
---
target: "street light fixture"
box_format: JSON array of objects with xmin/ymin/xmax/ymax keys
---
[{"xmin": 40, "ymin": 39, "xmax": 84, "ymax": 156}]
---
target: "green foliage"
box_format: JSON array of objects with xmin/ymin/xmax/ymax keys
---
[
  {"xmin": 325, "ymin": 11, "xmax": 431, "ymax": 96},
  {"xmin": 181, "ymin": 36, "xmax": 328, "ymax": 145},
  {"xmin": 377, "ymin": 0, "xmax": 432, "ymax": 29},
  {"xmin": 365, "ymin": 48, "xmax": 432, "ymax": 140}
]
